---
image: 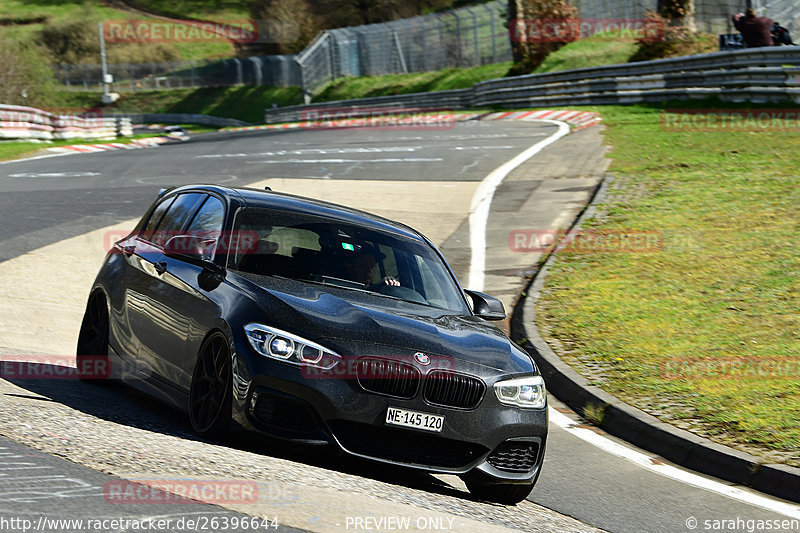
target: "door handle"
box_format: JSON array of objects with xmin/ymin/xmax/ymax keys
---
[{"xmin": 154, "ymin": 262, "xmax": 167, "ymax": 275}]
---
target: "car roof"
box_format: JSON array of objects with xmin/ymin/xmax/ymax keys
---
[{"xmin": 164, "ymin": 184, "xmax": 426, "ymax": 242}]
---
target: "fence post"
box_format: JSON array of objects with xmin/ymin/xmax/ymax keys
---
[
  {"xmin": 434, "ymin": 14, "xmax": 446, "ymax": 69},
  {"xmin": 392, "ymin": 30, "xmax": 409, "ymax": 73},
  {"xmin": 465, "ymin": 7, "xmax": 480, "ymax": 66},
  {"xmin": 484, "ymin": 2, "xmax": 498, "ymax": 64},
  {"xmin": 450, "ymin": 10, "xmax": 463, "ymax": 67}
]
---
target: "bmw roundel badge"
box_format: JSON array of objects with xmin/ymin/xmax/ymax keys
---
[{"xmin": 414, "ymin": 352, "xmax": 430, "ymax": 365}]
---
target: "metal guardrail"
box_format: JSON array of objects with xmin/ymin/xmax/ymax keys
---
[
  {"xmin": 0, "ymin": 104, "xmax": 132, "ymax": 140},
  {"xmin": 264, "ymin": 47, "xmax": 800, "ymax": 123},
  {"xmin": 107, "ymin": 113, "xmax": 250, "ymax": 127}
]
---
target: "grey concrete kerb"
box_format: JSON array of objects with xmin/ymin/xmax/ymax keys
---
[{"xmin": 509, "ymin": 177, "xmax": 800, "ymax": 505}]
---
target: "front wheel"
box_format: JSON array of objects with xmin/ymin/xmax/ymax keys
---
[
  {"xmin": 189, "ymin": 332, "xmax": 232, "ymax": 440},
  {"xmin": 76, "ymin": 291, "xmax": 110, "ymax": 384}
]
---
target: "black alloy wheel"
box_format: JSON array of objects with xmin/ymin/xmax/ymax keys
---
[{"xmin": 189, "ymin": 332, "xmax": 232, "ymax": 439}]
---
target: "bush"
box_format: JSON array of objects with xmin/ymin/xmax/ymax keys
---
[
  {"xmin": 0, "ymin": 36, "xmax": 58, "ymax": 107},
  {"xmin": 631, "ymin": 10, "xmax": 716, "ymax": 62},
  {"xmin": 508, "ymin": 0, "xmax": 580, "ymax": 75},
  {"xmin": 39, "ymin": 10, "xmax": 101, "ymax": 65},
  {"xmin": 250, "ymin": 0, "xmax": 321, "ymax": 54},
  {"xmin": 38, "ymin": 6, "xmax": 180, "ymax": 66}
]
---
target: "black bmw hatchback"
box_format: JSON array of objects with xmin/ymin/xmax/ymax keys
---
[{"xmin": 77, "ymin": 184, "xmax": 547, "ymax": 504}]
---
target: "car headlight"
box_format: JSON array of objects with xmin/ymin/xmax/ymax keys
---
[
  {"xmin": 494, "ymin": 375, "xmax": 546, "ymax": 409},
  {"xmin": 244, "ymin": 324, "xmax": 341, "ymax": 370}
]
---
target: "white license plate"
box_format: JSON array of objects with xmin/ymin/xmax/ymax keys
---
[{"xmin": 385, "ymin": 407, "xmax": 444, "ymax": 433}]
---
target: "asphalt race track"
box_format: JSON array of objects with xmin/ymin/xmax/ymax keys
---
[{"xmin": 0, "ymin": 120, "xmax": 797, "ymax": 532}]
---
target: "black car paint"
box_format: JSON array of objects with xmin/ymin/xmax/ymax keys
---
[{"xmin": 83, "ymin": 184, "xmax": 547, "ymax": 500}]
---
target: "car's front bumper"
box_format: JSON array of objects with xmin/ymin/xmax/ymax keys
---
[{"xmin": 230, "ymin": 343, "xmax": 547, "ymax": 483}]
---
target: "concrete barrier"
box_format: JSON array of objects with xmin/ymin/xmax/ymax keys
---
[{"xmin": 0, "ymin": 104, "xmax": 133, "ymax": 141}]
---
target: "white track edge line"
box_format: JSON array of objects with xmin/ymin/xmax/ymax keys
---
[
  {"xmin": 549, "ymin": 407, "xmax": 800, "ymax": 518},
  {"xmin": 465, "ymin": 117, "xmax": 799, "ymax": 516},
  {"xmin": 466, "ymin": 119, "xmax": 570, "ymax": 291}
]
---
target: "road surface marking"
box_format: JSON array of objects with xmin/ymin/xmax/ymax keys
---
[
  {"xmin": 548, "ymin": 408, "xmax": 800, "ymax": 518},
  {"xmin": 467, "ymin": 120, "xmax": 570, "ymax": 291}
]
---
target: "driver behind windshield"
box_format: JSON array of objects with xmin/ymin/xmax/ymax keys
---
[{"xmin": 344, "ymin": 243, "xmax": 400, "ymax": 288}]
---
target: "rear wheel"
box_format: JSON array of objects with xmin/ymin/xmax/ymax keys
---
[
  {"xmin": 189, "ymin": 332, "xmax": 232, "ymax": 439},
  {"xmin": 76, "ymin": 291, "xmax": 110, "ymax": 383}
]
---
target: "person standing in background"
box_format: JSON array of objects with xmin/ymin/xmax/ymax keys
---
[{"xmin": 732, "ymin": 8, "xmax": 774, "ymax": 47}]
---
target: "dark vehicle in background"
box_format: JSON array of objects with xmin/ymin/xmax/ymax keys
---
[{"xmin": 77, "ymin": 184, "xmax": 548, "ymax": 504}]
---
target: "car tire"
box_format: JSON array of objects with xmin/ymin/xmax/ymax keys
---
[
  {"xmin": 463, "ymin": 473, "xmax": 535, "ymax": 505},
  {"xmin": 76, "ymin": 291, "xmax": 110, "ymax": 384},
  {"xmin": 189, "ymin": 332, "xmax": 232, "ymax": 440}
]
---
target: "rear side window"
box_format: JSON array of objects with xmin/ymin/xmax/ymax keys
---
[
  {"xmin": 141, "ymin": 196, "xmax": 175, "ymax": 238},
  {"xmin": 186, "ymin": 196, "xmax": 225, "ymax": 237},
  {"xmin": 151, "ymin": 193, "xmax": 205, "ymax": 246}
]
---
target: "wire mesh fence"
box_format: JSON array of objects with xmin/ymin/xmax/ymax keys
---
[
  {"xmin": 571, "ymin": 0, "xmax": 797, "ymax": 34},
  {"xmin": 54, "ymin": 56, "xmax": 301, "ymax": 91},
  {"xmin": 54, "ymin": 0, "xmax": 799, "ymax": 98},
  {"xmin": 296, "ymin": 0, "xmax": 512, "ymax": 95}
]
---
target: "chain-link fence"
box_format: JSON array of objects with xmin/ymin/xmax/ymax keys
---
[
  {"xmin": 572, "ymin": 0, "xmax": 798, "ymax": 34},
  {"xmin": 54, "ymin": 56, "xmax": 301, "ymax": 91},
  {"xmin": 296, "ymin": 0, "xmax": 512, "ymax": 96},
  {"xmin": 55, "ymin": 0, "xmax": 799, "ymax": 98}
]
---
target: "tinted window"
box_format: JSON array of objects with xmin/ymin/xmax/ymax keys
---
[
  {"xmin": 141, "ymin": 196, "xmax": 175, "ymax": 238},
  {"xmin": 183, "ymin": 196, "xmax": 226, "ymax": 260},
  {"xmin": 152, "ymin": 193, "xmax": 205, "ymax": 246},
  {"xmin": 186, "ymin": 196, "xmax": 225, "ymax": 236},
  {"xmin": 230, "ymin": 208, "xmax": 468, "ymax": 313}
]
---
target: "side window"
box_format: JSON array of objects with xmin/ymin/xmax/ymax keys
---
[
  {"xmin": 186, "ymin": 196, "xmax": 225, "ymax": 237},
  {"xmin": 141, "ymin": 197, "xmax": 175, "ymax": 240},
  {"xmin": 152, "ymin": 193, "xmax": 205, "ymax": 247}
]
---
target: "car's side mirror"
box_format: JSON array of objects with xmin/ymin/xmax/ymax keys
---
[
  {"xmin": 163, "ymin": 235, "xmax": 224, "ymax": 277},
  {"xmin": 464, "ymin": 290, "xmax": 506, "ymax": 321}
]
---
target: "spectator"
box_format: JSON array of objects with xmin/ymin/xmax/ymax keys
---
[
  {"xmin": 732, "ymin": 8, "xmax": 774, "ymax": 48},
  {"xmin": 771, "ymin": 21, "xmax": 795, "ymax": 45}
]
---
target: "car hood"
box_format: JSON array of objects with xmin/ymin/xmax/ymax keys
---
[{"xmin": 234, "ymin": 274, "xmax": 534, "ymax": 376}]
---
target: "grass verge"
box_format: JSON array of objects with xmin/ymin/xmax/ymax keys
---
[
  {"xmin": 316, "ymin": 62, "xmax": 512, "ymax": 101},
  {"xmin": 536, "ymin": 103, "xmax": 800, "ymax": 466}
]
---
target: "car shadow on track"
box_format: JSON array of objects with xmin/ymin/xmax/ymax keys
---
[{"xmin": 3, "ymin": 367, "xmax": 474, "ymax": 502}]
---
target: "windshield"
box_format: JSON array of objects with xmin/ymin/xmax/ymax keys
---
[{"xmin": 228, "ymin": 208, "xmax": 469, "ymax": 313}]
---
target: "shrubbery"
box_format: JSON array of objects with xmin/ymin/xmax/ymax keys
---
[
  {"xmin": 38, "ymin": 6, "xmax": 181, "ymax": 66},
  {"xmin": 0, "ymin": 36, "xmax": 58, "ymax": 107}
]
